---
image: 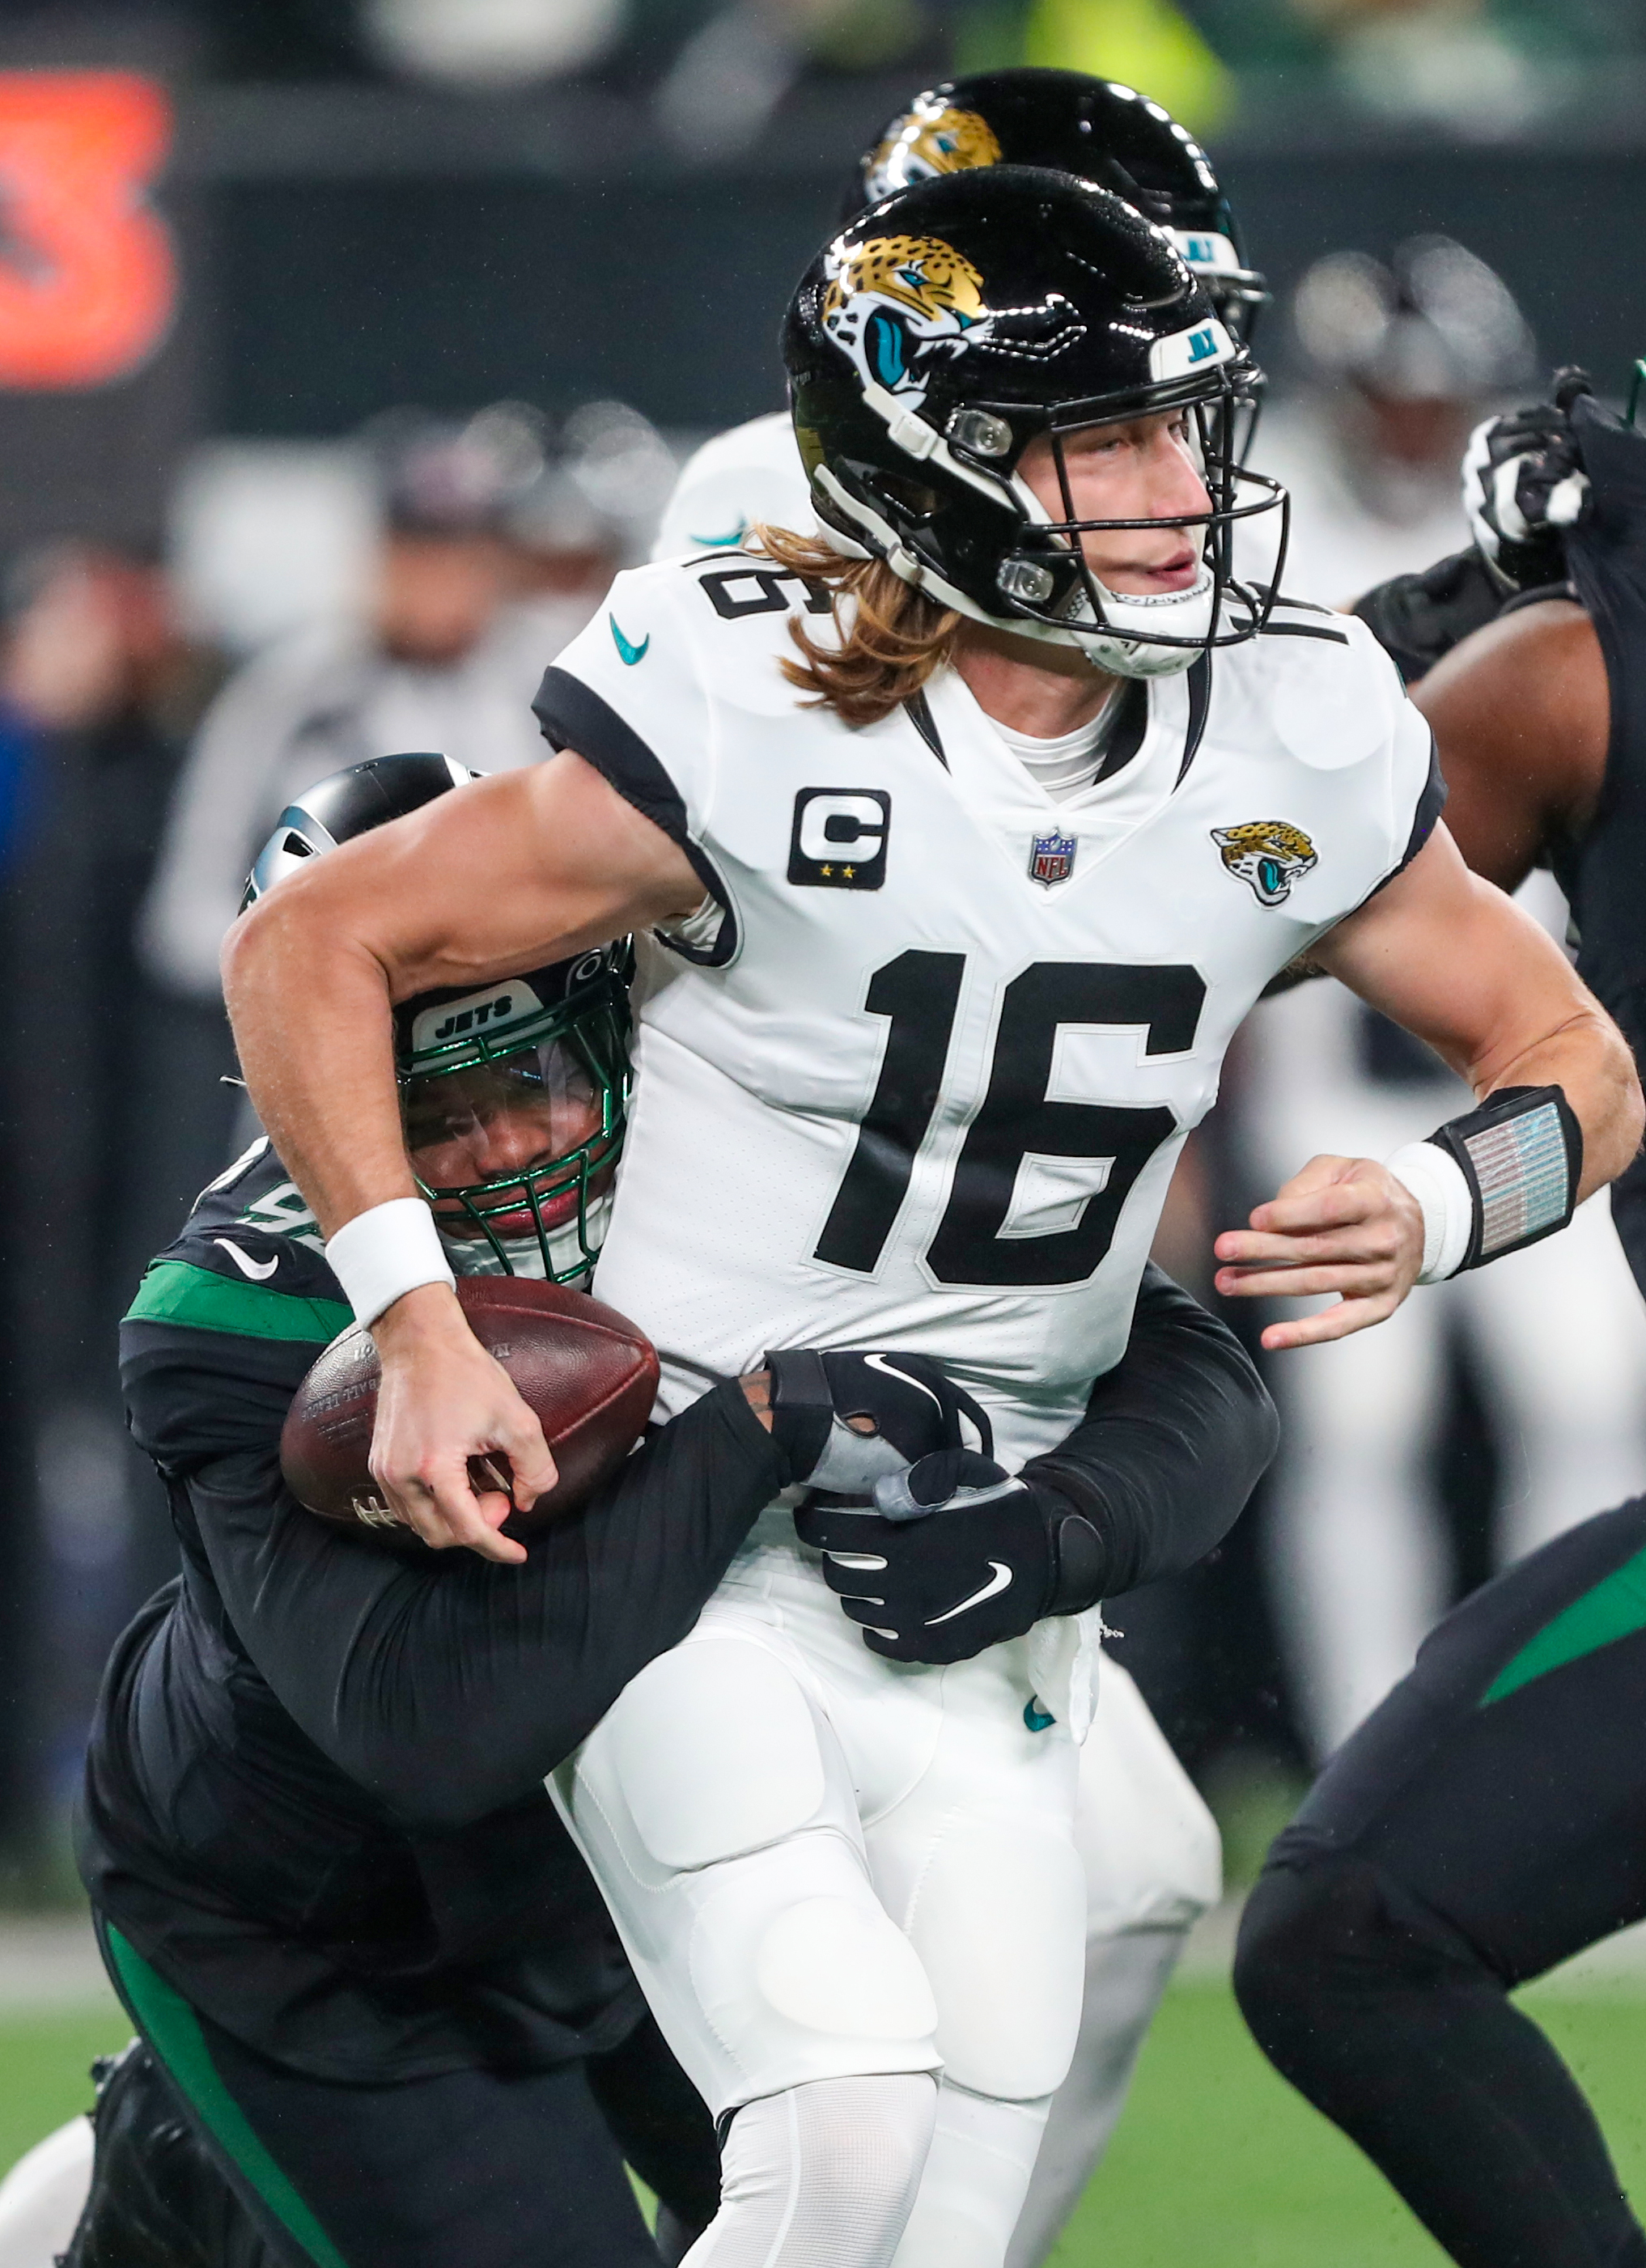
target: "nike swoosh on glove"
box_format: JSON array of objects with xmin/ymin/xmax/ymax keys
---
[
  {"xmin": 766, "ymin": 1348, "xmax": 992, "ymax": 1495},
  {"xmin": 795, "ymin": 1448, "xmax": 1108, "ymax": 1665},
  {"xmin": 1463, "ymin": 367, "xmax": 1592, "ymax": 595}
]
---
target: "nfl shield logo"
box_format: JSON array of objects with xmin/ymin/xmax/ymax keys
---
[{"xmin": 1029, "ymin": 829, "xmax": 1076, "ymax": 887}]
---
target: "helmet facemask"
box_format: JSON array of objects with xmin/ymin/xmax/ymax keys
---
[
  {"xmin": 398, "ymin": 962, "xmax": 630, "ymax": 1287},
  {"xmin": 998, "ymin": 384, "xmax": 1289, "ymax": 677},
  {"xmin": 812, "ymin": 364, "xmax": 1288, "ymax": 681}
]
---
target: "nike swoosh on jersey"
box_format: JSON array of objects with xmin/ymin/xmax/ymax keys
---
[
  {"xmin": 609, "ymin": 613, "xmax": 650, "ymax": 666},
  {"xmin": 925, "ymin": 1562, "xmax": 1013, "ymax": 1625},
  {"xmin": 213, "ymin": 1239, "xmax": 279, "ymax": 1281},
  {"xmin": 689, "ymin": 521, "xmax": 749, "ymax": 548}
]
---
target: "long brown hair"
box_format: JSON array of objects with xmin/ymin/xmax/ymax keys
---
[{"xmin": 754, "ymin": 523, "xmax": 960, "ymax": 730}]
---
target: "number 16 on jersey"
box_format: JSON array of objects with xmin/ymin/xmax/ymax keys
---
[{"xmin": 814, "ymin": 952, "xmax": 1207, "ymax": 1289}]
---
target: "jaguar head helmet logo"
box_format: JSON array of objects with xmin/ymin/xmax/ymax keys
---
[
  {"xmin": 1211, "ymin": 820, "xmax": 1318, "ymax": 906},
  {"xmin": 863, "ymin": 102, "xmax": 1004, "ymax": 202},
  {"xmin": 822, "ymin": 232, "xmax": 995, "ymax": 404}
]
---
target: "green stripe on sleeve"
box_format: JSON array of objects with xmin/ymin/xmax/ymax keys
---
[
  {"xmin": 1481, "ymin": 1543, "xmax": 1646, "ymax": 1706},
  {"xmin": 125, "ymin": 1259, "xmax": 352, "ymax": 1345},
  {"xmin": 104, "ymin": 1927, "xmax": 351, "ymax": 2268}
]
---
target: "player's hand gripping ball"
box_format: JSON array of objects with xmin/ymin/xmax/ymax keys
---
[{"xmin": 281, "ymin": 1278, "xmax": 659, "ymax": 1547}]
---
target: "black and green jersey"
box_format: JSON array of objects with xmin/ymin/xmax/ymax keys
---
[{"xmin": 81, "ymin": 1137, "xmax": 787, "ymax": 2084}]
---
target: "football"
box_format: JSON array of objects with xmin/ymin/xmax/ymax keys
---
[{"xmin": 280, "ymin": 1277, "xmax": 660, "ymax": 1545}]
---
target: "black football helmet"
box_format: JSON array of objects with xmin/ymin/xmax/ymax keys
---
[
  {"xmin": 242, "ymin": 752, "xmax": 630, "ymax": 1287},
  {"xmin": 786, "ymin": 166, "xmax": 1286, "ymax": 679},
  {"xmin": 851, "ymin": 69, "xmax": 1266, "ymax": 341}
]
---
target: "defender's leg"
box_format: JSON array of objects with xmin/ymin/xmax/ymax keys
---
[{"xmin": 1236, "ymin": 1497, "xmax": 1646, "ymax": 2268}]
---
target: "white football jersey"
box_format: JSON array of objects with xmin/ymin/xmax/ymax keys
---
[
  {"xmin": 536, "ymin": 557, "xmax": 1439, "ymax": 1467},
  {"xmin": 651, "ymin": 412, "xmax": 811, "ymax": 562}
]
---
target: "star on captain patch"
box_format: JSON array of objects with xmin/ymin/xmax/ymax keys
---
[{"xmin": 1029, "ymin": 829, "xmax": 1076, "ymax": 887}]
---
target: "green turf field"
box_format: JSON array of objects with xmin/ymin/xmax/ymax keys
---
[{"xmin": 4, "ymin": 1977, "xmax": 1644, "ymax": 2260}]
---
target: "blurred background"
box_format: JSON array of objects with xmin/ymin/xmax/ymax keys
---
[{"xmin": 1, "ymin": 0, "xmax": 1645, "ymax": 1923}]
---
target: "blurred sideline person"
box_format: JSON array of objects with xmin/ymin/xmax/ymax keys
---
[
  {"xmin": 1254, "ymin": 236, "xmax": 1534, "ymax": 605},
  {"xmin": 1236, "ymin": 381, "xmax": 1646, "ymax": 2268},
  {"xmin": 654, "ymin": 72, "xmax": 1263, "ymax": 2261},
  {"xmin": 221, "ymin": 167, "xmax": 1639, "ymax": 2268},
  {"xmin": 0, "ymin": 754, "xmax": 1279, "ymax": 2268},
  {"xmin": 141, "ymin": 407, "xmax": 615, "ymax": 1005},
  {"xmin": 0, "ymin": 544, "xmax": 238, "ymax": 1800}
]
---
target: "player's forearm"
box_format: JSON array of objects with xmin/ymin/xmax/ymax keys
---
[
  {"xmin": 223, "ymin": 884, "xmax": 413, "ymax": 1236},
  {"xmin": 1461, "ymin": 1004, "xmax": 1642, "ymax": 1202},
  {"xmin": 1021, "ymin": 1265, "xmax": 1279, "ymax": 1596}
]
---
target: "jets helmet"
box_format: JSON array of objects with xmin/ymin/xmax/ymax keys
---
[
  {"xmin": 243, "ymin": 753, "xmax": 630, "ymax": 1287},
  {"xmin": 851, "ymin": 69, "xmax": 1266, "ymax": 341},
  {"xmin": 785, "ymin": 166, "xmax": 1287, "ymax": 678}
]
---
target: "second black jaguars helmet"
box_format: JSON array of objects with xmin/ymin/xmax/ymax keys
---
[
  {"xmin": 243, "ymin": 752, "xmax": 630, "ymax": 1287},
  {"xmin": 785, "ymin": 166, "xmax": 1287, "ymax": 680},
  {"xmin": 851, "ymin": 69, "xmax": 1267, "ymax": 341}
]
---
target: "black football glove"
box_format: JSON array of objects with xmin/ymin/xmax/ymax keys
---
[
  {"xmin": 765, "ymin": 1348, "xmax": 992, "ymax": 1495},
  {"xmin": 1463, "ymin": 367, "xmax": 1592, "ymax": 594},
  {"xmin": 795, "ymin": 1448, "xmax": 1108, "ymax": 1665}
]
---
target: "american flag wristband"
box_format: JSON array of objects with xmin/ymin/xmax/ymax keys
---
[{"xmin": 1389, "ymin": 1085, "xmax": 1582, "ymax": 1283}]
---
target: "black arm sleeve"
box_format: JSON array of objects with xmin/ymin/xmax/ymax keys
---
[
  {"xmin": 1351, "ymin": 549, "xmax": 1507, "ymax": 686},
  {"xmin": 187, "ymin": 1380, "xmax": 783, "ymax": 1830},
  {"xmin": 1020, "ymin": 1263, "xmax": 1279, "ymax": 1598}
]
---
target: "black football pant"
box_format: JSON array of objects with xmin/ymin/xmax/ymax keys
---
[
  {"xmin": 91, "ymin": 1916, "xmax": 718, "ymax": 2268},
  {"xmin": 1235, "ymin": 1496, "xmax": 1646, "ymax": 2268}
]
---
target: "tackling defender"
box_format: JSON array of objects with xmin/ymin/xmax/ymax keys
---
[{"xmin": 223, "ymin": 176, "xmax": 1638, "ymax": 2267}]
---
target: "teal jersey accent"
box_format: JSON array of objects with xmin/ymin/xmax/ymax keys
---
[
  {"xmin": 1481, "ymin": 1542, "xmax": 1646, "ymax": 1706},
  {"xmin": 126, "ymin": 1258, "xmax": 352, "ymax": 1346},
  {"xmin": 1024, "ymin": 1698, "xmax": 1055, "ymax": 1732},
  {"xmin": 687, "ymin": 521, "xmax": 749, "ymax": 549},
  {"xmin": 609, "ymin": 613, "xmax": 650, "ymax": 667}
]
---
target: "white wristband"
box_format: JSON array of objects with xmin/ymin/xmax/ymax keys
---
[
  {"xmin": 1385, "ymin": 1141, "xmax": 1474, "ymax": 1285},
  {"xmin": 325, "ymin": 1198, "xmax": 456, "ymax": 1329}
]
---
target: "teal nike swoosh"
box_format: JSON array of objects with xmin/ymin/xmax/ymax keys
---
[
  {"xmin": 609, "ymin": 613, "xmax": 650, "ymax": 666},
  {"xmin": 688, "ymin": 522, "xmax": 749, "ymax": 549}
]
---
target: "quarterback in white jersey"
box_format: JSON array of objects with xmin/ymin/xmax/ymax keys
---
[
  {"xmin": 648, "ymin": 80, "xmax": 1268, "ymax": 2264},
  {"xmin": 225, "ymin": 170, "xmax": 1639, "ymax": 2268}
]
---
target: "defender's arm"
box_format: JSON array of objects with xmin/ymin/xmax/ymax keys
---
[
  {"xmin": 222, "ymin": 752, "xmax": 704, "ymax": 1560},
  {"xmin": 1411, "ymin": 596, "xmax": 1608, "ymax": 892}
]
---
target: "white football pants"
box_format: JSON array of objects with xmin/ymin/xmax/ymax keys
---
[
  {"xmin": 554, "ymin": 1551, "xmax": 1220, "ymax": 2266},
  {"xmin": 552, "ymin": 1559, "xmax": 1089, "ymax": 2266}
]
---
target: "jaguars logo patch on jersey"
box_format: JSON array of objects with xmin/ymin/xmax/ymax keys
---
[
  {"xmin": 861, "ymin": 99, "xmax": 1003, "ymax": 203},
  {"xmin": 1211, "ymin": 820, "xmax": 1318, "ymax": 906}
]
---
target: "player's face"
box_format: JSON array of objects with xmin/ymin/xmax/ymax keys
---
[
  {"xmin": 402, "ymin": 1041, "xmax": 611, "ymax": 1238},
  {"xmin": 1017, "ymin": 409, "xmax": 1211, "ymax": 596}
]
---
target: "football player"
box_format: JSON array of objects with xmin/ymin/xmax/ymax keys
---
[
  {"xmin": 1235, "ymin": 382, "xmax": 1646, "ymax": 2268},
  {"xmin": 653, "ymin": 72, "xmax": 1268, "ymax": 2264},
  {"xmin": 41, "ymin": 752, "xmax": 1279, "ymax": 2268},
  {"xmin": 222, "ymin": 177, "xmax": 1639, "ymax": 2268}
]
